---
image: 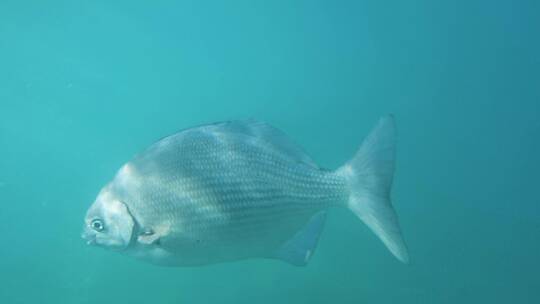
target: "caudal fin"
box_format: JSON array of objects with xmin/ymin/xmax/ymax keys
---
[{"xmin": 337, "ymin": 115, "xmax": 409, "ymax": 263}]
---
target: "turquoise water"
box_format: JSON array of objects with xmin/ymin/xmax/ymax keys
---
[{"xmin": 1, "ymin": 0, "xmax": 539, "ymax": 303}]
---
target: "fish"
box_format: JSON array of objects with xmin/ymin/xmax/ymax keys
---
[{"xmin": 82, "ymin": 116, "xmax": 409, "ymax": 266}]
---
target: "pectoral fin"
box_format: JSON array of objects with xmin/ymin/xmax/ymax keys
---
[
  {"xmin": 273, "ymin": 211, "xmax": 326, "ymax": 266},
  {"xmin": 137, "ymin": 229, "xmax": 161, "ymax": 245}
]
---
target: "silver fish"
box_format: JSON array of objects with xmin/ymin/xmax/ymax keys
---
[{"xmin": 82, "ymin": 117, "xmax": 409, "ymax": 266}]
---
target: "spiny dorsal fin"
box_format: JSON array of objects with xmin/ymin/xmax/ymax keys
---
[{"xmin": 204, "ymin": 119, "xmax": 318, "ymax": 168}]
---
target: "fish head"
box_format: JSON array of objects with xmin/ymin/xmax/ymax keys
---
[{"xmin": 82, "ymin": 187, "xmax": 134, "ymax": 250}]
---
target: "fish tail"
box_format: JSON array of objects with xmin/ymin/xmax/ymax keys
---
[{"xmin": 336, "ymin": 115, "xmax": 409, "ymax": 263}]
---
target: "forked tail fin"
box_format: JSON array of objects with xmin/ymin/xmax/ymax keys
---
[{"xmin": 337, "ymin": 115, "xmax": 409, "ymax": 263}]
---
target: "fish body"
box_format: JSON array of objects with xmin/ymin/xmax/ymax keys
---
[{"xmin": 83, "ymin": 117, "xmax": 409, "ymax": 266}]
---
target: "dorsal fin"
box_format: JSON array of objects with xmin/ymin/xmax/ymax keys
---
[{"xmin": 203, "ymin": 120, "xmax": 318, "ymax": 168}]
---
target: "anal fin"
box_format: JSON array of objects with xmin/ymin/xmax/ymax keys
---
[{"xmin": 273, "ymin": 211, "xmax": 326, "ymax": 266}]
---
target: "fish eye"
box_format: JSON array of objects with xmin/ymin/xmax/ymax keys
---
[{"xmin": 91, "ymin": 219, "xmax": 105, "ymax": 232}]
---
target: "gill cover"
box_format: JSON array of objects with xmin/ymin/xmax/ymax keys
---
[
  {"xmin": 105, "ymin": 199, "xmax": 135, "ymax": 247},
  {"xmin": 85, "ymin": 188, "xmax": 135, "ymax": 249}
]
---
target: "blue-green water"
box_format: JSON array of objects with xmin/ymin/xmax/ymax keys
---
[{"xmin": 1, "ymin": 0, "xmax": 539, "ymax": 303}]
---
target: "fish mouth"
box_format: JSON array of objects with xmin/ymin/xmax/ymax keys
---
[
  {"xmin": 80, "ymin": 230, "xmax": 130, "ymax": 251},
  {"xmin": 81, "ymin": 231, "xmax": 97, "ymax": 246}
]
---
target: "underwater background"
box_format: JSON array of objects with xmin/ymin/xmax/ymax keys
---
[{"xmin": 1, "ymin": 0, "xmax": 539, "ymax": 303}]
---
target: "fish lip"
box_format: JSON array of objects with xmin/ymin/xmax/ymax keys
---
[
  {"xmin": 80, "ymin": 231, "xmax": 130, "ymax": 251},
  {"xmin": 81, "ymin": 231, "xmax": 97, "ymax": 246}
]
